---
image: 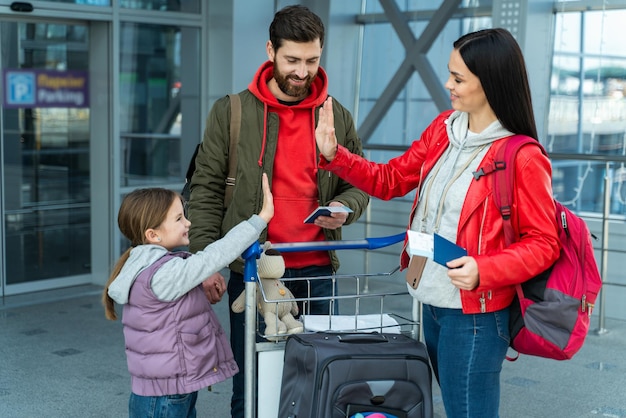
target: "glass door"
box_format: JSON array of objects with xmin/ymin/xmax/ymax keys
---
[{"xmin": 1, "ymin": 19, "xmax": 91, "ymax": 295}]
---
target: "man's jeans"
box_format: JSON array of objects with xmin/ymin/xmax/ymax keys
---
[
  {"xmin": 227, "ymin": 265, "xmax": 335, "ymax": 418},
  {"xmin": 129, "ymin": 392, "xmax": 198, "ymax": 418},
  {"xmin": 422, "ymin": 304, "xmax": 510, "ymax": 418}
]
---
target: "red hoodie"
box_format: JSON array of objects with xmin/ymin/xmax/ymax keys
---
[{"xmin": 248, "ymin": 60, "xmax": 330, "ymax": 269}]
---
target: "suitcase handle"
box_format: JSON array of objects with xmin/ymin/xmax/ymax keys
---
[{"xmin": 336, "ymin": 333, "xmax": 389, "ymax": 344}]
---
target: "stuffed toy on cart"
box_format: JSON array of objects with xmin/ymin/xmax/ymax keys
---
[{"xmin": 231, "ymin": 246, "xmax": 303, "ymax": 341}]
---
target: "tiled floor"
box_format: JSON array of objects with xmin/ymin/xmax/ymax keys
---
[{"xmin": 1, "ymin": 280, "xmax": 625, "ymax": 418}]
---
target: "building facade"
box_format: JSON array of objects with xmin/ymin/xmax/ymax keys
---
[{"xmin": 1, "ymin": 0, "xmax": 625, "ymax": 322}]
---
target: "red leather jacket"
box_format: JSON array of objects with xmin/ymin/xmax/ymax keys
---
[{"xmin": 319, "ymin": 111, "xmax": 560, "ymax": 314}]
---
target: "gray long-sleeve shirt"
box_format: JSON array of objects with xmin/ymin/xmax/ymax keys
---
[{"xmin": 108, "ymin": 215, "xmax": 266, "ymax": 304}]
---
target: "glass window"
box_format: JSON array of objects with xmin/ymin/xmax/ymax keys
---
[
  {"xmin": 120, "ymin": 0, "xmax": 199, "ymax": 13},
  {"xmin": 1, "ymin": 21, "xmax": 91, "ymax": 284},
  {"xmin": 119, "ymin": 22, "xmax": 198, "ymax": 187},
  {"xmin": 33, "ymin": 0, "xmax": 201, "ymax": 10},
  {"xmin": 549, "ymin": 9, "xmax": 626, "ymax": 215},
  {"xmin": 34, "ymin": 0, "xmax": 110, "ymax": 5}
]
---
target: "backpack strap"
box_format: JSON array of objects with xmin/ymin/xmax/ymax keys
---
[
  {"xmin": 224, "ymin": 93, "xmax": 242, "ymax": 209},
  {"xmin": 492, "ymin": 135, "xmax": 547, "ymax": 247},
  {"xmin": 183, "ymin": 93, "xmax": 242, "ymax": 208},
  {"xmin": 184, "ymin": 146, "xmax": 200, "ymax": 184},
  {"xmin": 182, "ymin": 145, "xmax": 200, "ymax": 207}
]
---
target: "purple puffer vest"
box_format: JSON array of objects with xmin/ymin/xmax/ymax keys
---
[{"xmin": 122, "ymin": 252, "xmax": 238, "ymax": 396}]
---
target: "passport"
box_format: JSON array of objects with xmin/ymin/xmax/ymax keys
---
[
  {"xmin": 433, "ymin": 233, "xmax": 467, "ymax": 267},
  {"xmin": 303, "ymin": 206, "xmax": 353, "ymax": 224}
]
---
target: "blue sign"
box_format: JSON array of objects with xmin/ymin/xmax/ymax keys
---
[
  {"xmin": 2, "ymin": 69, "xmax": 89, "ymax": 108},
  {"xmin": 6, "ymin": 71, "xmax": 35, "ymax": 106}
]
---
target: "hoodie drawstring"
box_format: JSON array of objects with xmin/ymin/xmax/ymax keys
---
[
  {"xmin": 257, "ymin": 102, "xmax": 268, "ymax": 167},
  {"xmin": 312, "ymin": 106, "xmax": 318, "ymax": 176}
]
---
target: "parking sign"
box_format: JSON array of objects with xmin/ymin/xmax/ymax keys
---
[
  {"xmin": 3, "ymin": 69, "xmax": 88, "ymax": 108},
  {"xmin": 5, "ymin": 71, "xmax": 35, "ymax": 106}
]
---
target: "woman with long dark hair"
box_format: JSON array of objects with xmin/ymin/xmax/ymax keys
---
[{"xmin": 315, "ymin": 28, "xmax": 560, "ymax": 417}]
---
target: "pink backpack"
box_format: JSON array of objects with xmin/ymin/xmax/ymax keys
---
[{"xmin": 483, "ymin": 135, "xmax": 603, "ymax": 360}]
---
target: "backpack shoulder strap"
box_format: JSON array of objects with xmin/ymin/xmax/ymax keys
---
[
  {"xmin": 184, "ymin": 144, "xmax": 200, "ymax": 184},
  {"xmin": 225, "ymin": 93, "xmax": 242, "ymax": 209},
  {"xmin": 493, "ymin": 135, "xmax": 546, "ymax": 247},
  {"xmin": 182, "ymin": 144, "xmax": 200, "ymax": 205},
  {"xmin": 183, "ymin": 93, "xmax": 242, "ymax": 206}
]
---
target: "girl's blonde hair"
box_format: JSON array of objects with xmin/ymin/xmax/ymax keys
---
[{"xmin": 102, "ymin": 188, "xmax": 181, "ymax": 320}]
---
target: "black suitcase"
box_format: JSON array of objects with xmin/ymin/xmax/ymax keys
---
[{"xmin": 278, "ymin": 331, "xmax": 433, "ymax": 418}]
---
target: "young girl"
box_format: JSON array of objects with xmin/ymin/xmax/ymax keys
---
[{"xmin": 103, "ymin": 174, "xmax": 273, "ymax": 418}]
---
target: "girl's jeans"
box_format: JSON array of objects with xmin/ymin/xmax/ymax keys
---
[
  {"xmin": 422, "ymin": 304, "xmax": 510, "ymax": 418},
  {"xmin": 129, "ymin": 392, "xmax": 198, "ymax": 418}
]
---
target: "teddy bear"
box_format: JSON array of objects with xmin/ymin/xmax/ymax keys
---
[{"xmin": 231, "ymin": 247, "xmax": 304, "ymax": 341}]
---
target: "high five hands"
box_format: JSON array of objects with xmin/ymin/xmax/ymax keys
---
[
  {"xmin": 316, "ymin": 97, "xmax": 338, "ymax": 162},
  {"xmin": 317, "ymin": 97, "xmax": 480, "ymax": 290}
]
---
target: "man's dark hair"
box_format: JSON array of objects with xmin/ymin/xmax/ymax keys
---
[{"xmin": 269, "ymin": 5, "xmax": 325, "ymax": 51}]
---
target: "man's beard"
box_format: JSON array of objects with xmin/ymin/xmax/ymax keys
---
[{"xmin": 274, "ymin": 67, "xmax": 316, "ymax": 98}]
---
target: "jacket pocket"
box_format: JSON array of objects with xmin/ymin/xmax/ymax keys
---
[{"xmin": 180, "ymin": 322, "xmax": 219, "ymax": 383}]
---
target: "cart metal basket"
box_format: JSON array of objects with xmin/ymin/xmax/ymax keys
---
[{"xmin": 241, "ymin": 232, "xmax": 422, "ymax": 418}]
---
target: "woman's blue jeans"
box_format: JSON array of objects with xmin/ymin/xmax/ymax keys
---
[
  {"xmin": 422, "ymin": 304, "xmax": 510, "ymax": 418},
  {"xmin": 129, "ymin": 392, "xmax": 198, "ymax": 418}
]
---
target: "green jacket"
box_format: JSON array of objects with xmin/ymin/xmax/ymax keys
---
[{"xmin": 188, "ymin": 90, "xmax": 369, "ymax": 273}]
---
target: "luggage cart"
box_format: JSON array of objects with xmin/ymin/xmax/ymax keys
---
[{"xmin": 241, "ymin": 232, "xmax": 422, "ymax": 418}]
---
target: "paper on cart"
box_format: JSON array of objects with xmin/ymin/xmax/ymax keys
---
[{"xmin": 301, "ymin": 314, "xmax": 401, "ymax": 334}]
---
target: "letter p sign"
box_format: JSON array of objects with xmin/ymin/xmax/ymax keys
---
[{"xmin": 6, "ymin": 71, "xmax": 35, "ymax": 106}]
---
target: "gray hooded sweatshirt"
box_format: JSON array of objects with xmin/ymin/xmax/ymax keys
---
[
  {"xmin": 409, "ymin": 111, "xmax": 512, "ymax": 309},
  {"xmin": 108, "ymin": 215, "xmax": 266, "ymax": 304}
]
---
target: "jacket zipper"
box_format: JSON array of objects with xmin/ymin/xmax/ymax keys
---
[
  {"xmin": 478, "ymin": 197, "xmax": 489, "ymax": 313},
  {"xmin": 479, "ymin": 291, "xmax": 493, "ymax": 313}
]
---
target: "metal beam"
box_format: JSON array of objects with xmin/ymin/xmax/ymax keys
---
[
  {"xmin": 355, "ymin": 6, "xmax": 492, "ymax": 24},
  {"xmin": 358, "ymin": 0, "xmax": 462, "ymax": 142}
]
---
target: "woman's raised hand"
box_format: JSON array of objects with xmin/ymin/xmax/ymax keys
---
[{"xmin": 315, "ymin": 97, "xmax": 338, "ymax": 161}]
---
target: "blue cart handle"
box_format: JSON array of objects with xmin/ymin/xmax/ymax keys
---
[{"xmin": 242, "ymin": 232, "xmax": 405, "ymax": 282}]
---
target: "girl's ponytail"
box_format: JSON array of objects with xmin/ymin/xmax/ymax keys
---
[{"xmin": 102, "ymin": 248, "xmax": 132, "ymax": 320}]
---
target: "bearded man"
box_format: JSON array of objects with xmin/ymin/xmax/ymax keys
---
[{"xmin": 187, "ymin": 5, "xmax": 369, "ymax": 418}]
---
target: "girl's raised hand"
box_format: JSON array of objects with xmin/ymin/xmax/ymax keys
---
[
  {"xmin": 315, "ymin": 97, "xmax": 338, "ymax": 161},
  {"xmin": 258, "ymin": 173, "xmax": 274, "ymax": 223}
]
